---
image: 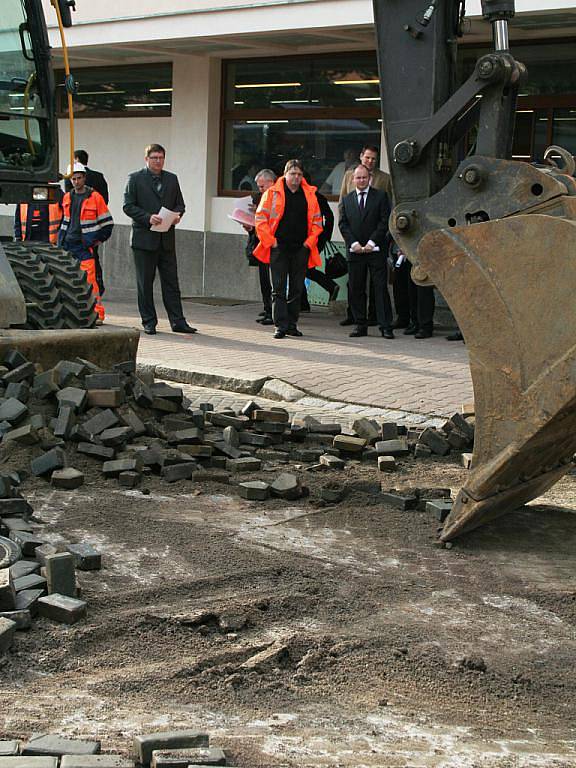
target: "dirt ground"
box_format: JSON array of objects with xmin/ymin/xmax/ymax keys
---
[{"xmin": 1, "ymin": 441, "xmax": 576, "ymax": 768}]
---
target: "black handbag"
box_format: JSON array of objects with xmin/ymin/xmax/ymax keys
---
[{"xmin": 323, "ymin": 241, "xmax": 348, "ymax": 279}]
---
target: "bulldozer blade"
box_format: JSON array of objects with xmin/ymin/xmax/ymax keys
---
[{"xmin": 414, "ymin": 210, "xmax": 576, "ymax": 541}]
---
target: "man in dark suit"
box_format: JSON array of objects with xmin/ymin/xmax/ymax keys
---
[
  {"xmin": 65, "ymin": 149, "xmax": 109, "ymax": 294},
  {"xmin": 338, "ymin": 165, "xmax": 394, "ymax": 339},
  {"xmin": 123, "ymin": 143, "xmax": 196, "ymax": 335}
]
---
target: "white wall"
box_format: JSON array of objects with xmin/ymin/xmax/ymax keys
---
[
  {"xmin": 43, "ymin": 0, "xmax": 574, "ymax": 27},
  {"xmin": 58, "ymin": 117, "xmax": 172, "ymax": 225},
  {"xmin": 44, "ymin": 0, "xmax": 373, "ymax": 47},
  {"xmin": 57, "ymin": 53, "xmax": 222, "ymax": 232}
]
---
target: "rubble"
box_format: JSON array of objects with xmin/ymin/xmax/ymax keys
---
[
  {"xmin": 133, "ymin": 731, "xmax": 209, "ymax": 767},
  {"xmin": 37, "ymin": 594, "xmax": 87, "ymax": 624},
  {"xmin": 22, "ymin": 736, "xmax": 100, "ymax": 757},
  {"xmin": 0, "ymin": 346, "xmax": 474, "ymax": 649}
]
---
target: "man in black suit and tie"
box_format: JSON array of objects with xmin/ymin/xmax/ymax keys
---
[
  {"xmin": 123, "ymin": 143, "xmax": 196, "ymax": 336},
  {"xmin": 338, "ymin": 165, "xmax": 394, "ymax": 339}
]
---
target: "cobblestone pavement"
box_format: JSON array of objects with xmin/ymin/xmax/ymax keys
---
[
  {"xmin": 106, "ymin": 296, "xmax": 473, "ymax": 419},
  {"xmin": 176, "ymin": 382, "xmax": 445, "ymax": 429}
]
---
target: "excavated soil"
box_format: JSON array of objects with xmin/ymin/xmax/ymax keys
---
[{"xmin": 1, "ymin": 444, "xmax": 576, "ymax": 767}]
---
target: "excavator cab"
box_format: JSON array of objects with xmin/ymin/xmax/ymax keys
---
[
  {"xmin": 0, "ymin": 0, "xmax": 61, "ymax": 206},
  {"xmin": 373, "ymin": 0, "xmax": 576, "ymax": 540},
  {"xmin": 0, "ymin": 0, "xmax": 101, "ymax": 331}
]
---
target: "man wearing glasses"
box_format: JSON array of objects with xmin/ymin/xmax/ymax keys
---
[{"xmin": 123, "ymin": 143, "xmax": 196, "ymax": 336}]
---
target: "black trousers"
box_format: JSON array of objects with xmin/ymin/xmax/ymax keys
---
[
  {"xmin": 393, "ymin": 259, "xmax": 435, "ymax": 332},
  {"xmin": 132, "ymin": 246, "xmax": 186, "ymax": 329},
  {"xmin": 348, "ymin": 253, "xmax": 393, "ymax": 329},
  {"xmin": 92, "ymin": 245, "xmax": 105, "ymax": 295},
  {"xmin": 306, "ymin": 267, "xmax": 337, "ymax": 296},
  {"xmin": 270, "ymin": 246, "xmax": 308, "ymax": 331},
  {"xmin": 344, "ymin": 275, "xmax": 376, "ymax": 321},
  {"xmin": 258, "ymin": 262, "xmax": 272, "ymax": 316},
  {"xmin": 392, "ymin": 259, "xmax": 416, "ymax": 326}
]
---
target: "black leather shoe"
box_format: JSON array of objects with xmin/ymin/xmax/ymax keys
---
[
  {"xmin": 403, "ymin": 324, "xmax": 418, "ymax": 335},
  {"xmin": 258, "ymin": 316, "xmax": 274, "ymax": 326},
  {"xmin": 274, "ymin": 329, "xmax": 286, "ymax": 339},
  {"xmin": 349, "ymin": 327, "xmax": 368, "ymax": 338},
  {"xmin": 446, "ymin": 331, "xmax": 464, "ymax": 341},
  {"xmin": 339, "ymin": 318, "xmax": 355, "ymax": 326},
  {"xmin": 415, "ymin": 329, "xmax": 432, "ymax": 339},
  {"xmin": 172, "ymin": 322, "xmax": 197, "ymax": 334},
  {"xmin": 286, "ymin": 328, "xmax": 303, "ymax": 337},
  {"xmin": 143, "ymin": 326, "xmax": 156, "ymax": 335},
  {"xmin": 381, "ymin": 328, "xmax": 395, "ymax": 339}
]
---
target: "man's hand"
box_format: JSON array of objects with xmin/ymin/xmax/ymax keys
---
[
  {"xmin": 351, "ymin": 242, "xmax": 363, "ymax": 254},
  {"xmin": 242, "ymin": 224, "xmax": 254, "ymax": 233},
  {"xmin": 175, "ymin": 214, "xmax": 182, "ymax": 225},
  {"xmin": 150, "ymin": 214, "xmax": 163, "ymax": 226},
  {"xmin": 363, "ymin": 242, "xmax": 374, "ymax": 253}
]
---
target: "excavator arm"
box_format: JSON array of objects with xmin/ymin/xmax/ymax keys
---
[{"xmin": 373, "ymin": 0, "xmax": 576, "ymax": 540}]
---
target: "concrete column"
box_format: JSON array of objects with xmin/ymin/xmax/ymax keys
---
[{"xmin": 169, "ymin": 55, "xmax": 221, "ymax": 232}]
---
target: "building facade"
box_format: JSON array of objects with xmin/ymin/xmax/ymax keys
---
[{"xmin": 13, "ymin": 0, "xmax": 576, "ymax": 302}]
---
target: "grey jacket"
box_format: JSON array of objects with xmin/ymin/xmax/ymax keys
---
[{"xmin": 123, "ymin": 167, "xmax": 185, "ymax": 251}]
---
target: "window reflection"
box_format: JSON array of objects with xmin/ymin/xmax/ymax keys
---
[
  {"xmin": 56, "ymin": 64, "xmax": 172, "ymax": 117},
  {"xmin": 222, "ymin": 118, "xmax": 382, "ymax": 192}
]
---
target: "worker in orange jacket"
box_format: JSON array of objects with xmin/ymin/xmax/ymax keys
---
[
  {"xmin": 14, "ymin": 200, "xmax": 62, "ymax": 244},
  {"xmin": 254, "ymin": 159, "xmax": 323, "ymax": 339},
  {"xmin": 58, "ymin": 163, "xmax": 113, "ymax": 323}
]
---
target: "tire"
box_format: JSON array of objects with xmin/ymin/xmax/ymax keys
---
[
  {"xmin": 4, "ymin": 242, "xmax": 65, "ymax": 329},
  {"xmin": 0, "ymin": 535, "xmax": 22, "ymax": 568},
  {"xmin": 4, "ymin": 242, "xmax": 97, "ymax": 330},
  {"xmin": 32, "ymin": 245, "xmax": 98, "ymax": 329}
]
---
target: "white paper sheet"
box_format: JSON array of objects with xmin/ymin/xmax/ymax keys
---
[{"xmin": 150, "ymin": 207, "xmax": 180, "ymax": 232}]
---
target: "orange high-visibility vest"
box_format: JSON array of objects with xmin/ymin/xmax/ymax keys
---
[
  {"xmin": 19, "ymin": 203, "xmax": 62, "ymax": 244},
  {"xmin": 254, "ymin": 177, "xmax": 323, "ymax": 268}
]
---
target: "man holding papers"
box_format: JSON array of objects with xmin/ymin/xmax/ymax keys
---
[
  {"xmin": 123, "ymin": 143, "xmax": 196, "ymax": 335},
  {"xmin": 338, "ymin": 165, "xmax": 394, "ymax": 340}
]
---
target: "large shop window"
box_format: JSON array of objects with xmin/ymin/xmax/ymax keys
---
[
  {"xmin": 56, "ymin": 64, "xmax": 172, "ymax": 118},
  {"xmin": 220, "ymin": 54, "xmax": 381, "ymax": 196}
]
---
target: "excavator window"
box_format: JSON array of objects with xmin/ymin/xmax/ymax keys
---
[{"xmin": 0, "ymin": 0, "xmax": 50, "ymax": 171}]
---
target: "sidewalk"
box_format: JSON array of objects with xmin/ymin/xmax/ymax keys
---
[{"xmin": 105, "ymin": 296, "xmax": 473, "ymax": 420}]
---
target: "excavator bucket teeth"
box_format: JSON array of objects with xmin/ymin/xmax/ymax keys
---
[{"xmin": 414, "ymin": 209, "xmax": 576, "ymax": 540}]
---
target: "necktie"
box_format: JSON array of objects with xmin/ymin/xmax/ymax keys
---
[{"xmin": 359, "ymin": 191, "xmax": 365, "ymax": 212}]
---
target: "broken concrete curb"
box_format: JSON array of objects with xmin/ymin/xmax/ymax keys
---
[{"xmin": 150, "ymin": 365, "xmax": 269, "ymax": 396}]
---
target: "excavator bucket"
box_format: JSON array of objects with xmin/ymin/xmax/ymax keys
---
[{"xmin": 413, "ymin": 201, "xmax": 576, "ymax": 540}]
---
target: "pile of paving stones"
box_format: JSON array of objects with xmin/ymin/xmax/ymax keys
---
[
  {"xmin": 0, "ymin": 729, "xmax": 231, "ymax": 767},
  {"xmin": 0, "ymin": 348, "xmax": 475, "ymax": 651},
  {"xmin": 0, "ymin": 348, "xmax": 475, "ymax": 502}
]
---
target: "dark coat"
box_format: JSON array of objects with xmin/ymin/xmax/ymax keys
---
[
  {"xmin": 245, "ymin": 191, "xmax": 262, "ymax": 266},
  {"xmin": 123, "ymin": 168, "xmax": 185, "ymax": 251},
  {"xmin": 65, "ymin": 167, "xmax": 109, "ymax": 204},
  {"xmin": 316, "ymin": 191, "xmax": 334, "ymax": 252},
  {"xmin": 338, "ymin": 187, "xmax": 391, "ymax": 261}
]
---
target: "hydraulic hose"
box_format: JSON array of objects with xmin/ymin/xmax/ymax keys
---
[{"xmin": 23, "ymin": 72, "xmax": 37, "ymax": 157}]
